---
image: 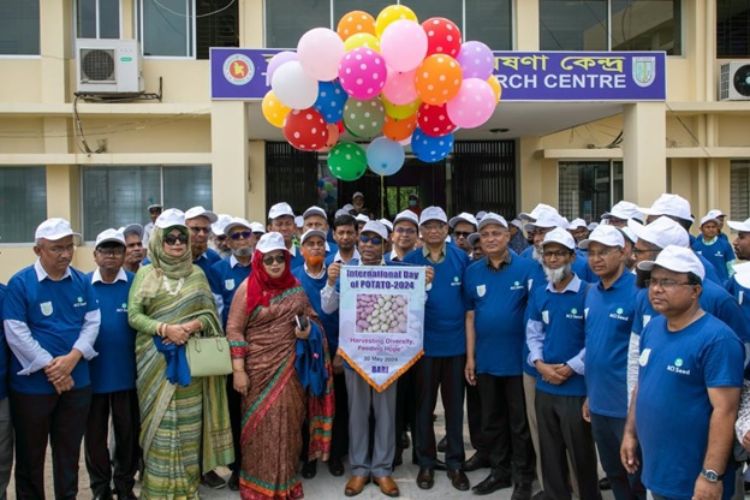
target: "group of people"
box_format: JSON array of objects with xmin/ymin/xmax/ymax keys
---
[{"xmin": 1, "ymin": 189, "xmax": 750, "ymax": 500}]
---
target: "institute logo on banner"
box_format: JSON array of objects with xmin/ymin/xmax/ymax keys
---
[
  {"xmin": 223, "ymin": 54, "xmax": 255, "ymax": 86},
  {"xmin": 632, "ymin": 56, "xmax": 657, "ymax": 88}
]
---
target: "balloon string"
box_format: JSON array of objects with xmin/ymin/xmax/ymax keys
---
[{"xmin": 381, "ymin": 175, "xmax": 385, "ymax": 219}]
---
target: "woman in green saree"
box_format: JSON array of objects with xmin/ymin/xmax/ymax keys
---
[{"xmin": 128, "ymin": 208, "xmax": 233, "ymax": 499}]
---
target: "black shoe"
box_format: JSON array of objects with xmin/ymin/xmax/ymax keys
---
[
  {"xmin": 462, "ymin": 452, "xmax": 490, "ymax": 472},
  {"xmin": 599, "ymin": 477, "xmax": 611, "ymax": 491},
  {"xmin": 472, "ymin": 473, "xmax": 512, "ymax": 495},
  {"xmin": 93, "ymin": 491, "xmax": 113, "ymax": 500},
  {"xmin": 201, "ymin": 470, "xmax": 227, "ymax": 489},
  {"xmin": 447, "ymin": 469, "xmax": 470, "ymax": 491},
  {"xmin": 531, "ymin": 490, "xmax": 547, "ymax": 500},
  {"xmin": 228, "ymin": 471, "xmax": 240, "ymax": 491},
  {"xmin": 116, "ymin": 492, "xmax": 137, "ymax": 500},
  {"xmin": 511, "ymin": 482, "xmax": 533, "ymax": 500},
  {"xmin": 437, "ymin": 435, "xmax": 447, "ymax": 453},
  {"xmin": 301, "ymin": 459, "xmax": 318, "ymax": 479},
  {"xmin": 434, "ymin": 458, "xmax": 448, "ymax": 471},
  {"xmin": 400, "ymin": 431, "xmax": 411, "ymax": 449},
  {"xmin": 328, "ymin": 457, "xmax": 345, "ymax": 477},
  {"xmin": 417, "ymin": 468, "xmax": 435, "ymax": 489},
  {"xmin": 745, "ymin": 481, "xmax": 750, "ymax": 493}
]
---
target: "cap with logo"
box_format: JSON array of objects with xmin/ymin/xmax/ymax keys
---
[
  {"xmin": 699, "ymin": 210, "xmax": 723, "ymax": 227},
  {"xmin": 449, "ymin": 212, "xmax": 479, "ymax": 229},
  {"xmin": 35, "ymin": 218, "xmax": 82, "ymax": 242},
  {"xmin": 95, "ymin": 228, "xmax": 126, "ymax": 248},
  {"xmin": 639, "ymin": 193, "xmax": 694, "ymax": 223},
  {"xmin": 185, "ymin": 206, "xmax": 218, "ymax": 223},
  {"xmin": 602, "ymin": 201, "xmax": 644, "ymax": 222},
  {"xmin": 155, "ymin": 208, "xmax": 186, "ymax": 229},
  {"xmin": 637, "ymin": 245, "xmax": 705, "ymax": 282},
  {"xmin": 361, "ymin": 220, "xmax": 388, "ymax": 240},
  {"xmin": 268, "ymin": 202, "xmax": 295, "ymax": 220},
  {"xmin": 419, "ymin": 206, "xmax": 448, "ymax": 225},
  {"xmin": 578, "ymin": 224, "xmax": 625, "ymax": 249},
  {"xmin": 728, "ymin": 217, "xmax": 750, "ymax": 233},
  {"xmin": 393, "ymin": 209, "xmax": 419, "ymax": 227},
  {"xmin": 627, "ymin": 216, "xmax": 689, "ymax": 249},
  {"xmin": 223, "ymin": 217, "xmax": 253, "ymax": 235},
  {"xmin": 478, "ymin": 212, "xmax": 508, "ymax": 231},
  {"xmin": 211, "ymin": 214, "xmax": 233, "ymax": 236},
  {"xmin": 303, "ymin": 206, "xmax": 328, "ymax": 220},
  {"xmin": 256, "ymin": 232, "xmax": 287, "ymax": 254},
  {"xmin": 300, "ymin": 229, "xmax": 327, "ymax": 245},
  {"xmin": 541, "ymin": 227, "xmax": 576, "ymax": 250},
  {"xmin": 519, "ymin": 203, "xmax": 558, "ymax": 222}
]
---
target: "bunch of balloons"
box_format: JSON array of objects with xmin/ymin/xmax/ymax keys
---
[{"xmin": 261, "ymin": 4, "xmax": 502, "ymax": 182}]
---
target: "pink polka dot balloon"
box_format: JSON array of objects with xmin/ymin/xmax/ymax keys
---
[
  {"xmin": 382, "ymin": 68, "xmax": 418, "ymax": 105},
  {"xmin": 422, "ymin": 17, "xmax": 462, "ymax": 57},
  {"xmin": 283, "ymin": 108, "xmax": 329, "ymax": 152},
  {"xmin": 446, "ymin": 78, "xmax": 497, "ymax": 129},
  {"xmin": 338, "ymin": 47, "xmax": 388, "ymax": 100}
]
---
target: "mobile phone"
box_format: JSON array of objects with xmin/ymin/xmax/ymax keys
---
[{"xmin": 294, "ymin": 314, "xmax": 309, "ymax": 331}]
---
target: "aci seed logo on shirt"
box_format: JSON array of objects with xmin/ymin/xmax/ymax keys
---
[
  {"xmin": 73, "ymin": 296, "xmax": 87, "ymax": 308},
  {"xmin": 667, "ymin": 357, "xmax": 690, "ymax": 375},
  {"xmin": 608, "ymin": 306, "xmax": 629, "ymax": 321},
  {"xmin": 451, "ymin": 276, "xmax": 461, "ymax": 287},
  {"xmin": 117, "ymin": 302, "xmax": 128, "ymax": 313},
  {"xmin": 510, "ymin": 280, "xmax": 524, "ymax": 291},
  {"xmin": 566, "ymin": 308, "xmax": 584, "ymax": 320}
]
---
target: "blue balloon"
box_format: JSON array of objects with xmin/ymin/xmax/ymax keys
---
[
  {"xmin": 411, "ymin": 127, "xmax": 454, "ymax": 163},
  {"xmin": 314, "ymin": 80, "xmax": 347, "ymax": 124},
  {"xmin": 367, "ymin": 137, "xmax": 405, "ymax": 176}
]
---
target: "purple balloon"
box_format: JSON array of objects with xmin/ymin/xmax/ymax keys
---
[
  {"xmin": 266, "ymin": 51, "xmax": 299, "ymax": 86},
  {"xmin": 456, "ymin": 41, "xmax": 493, "ymax": 80}
]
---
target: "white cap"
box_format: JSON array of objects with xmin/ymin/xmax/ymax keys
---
[
  {"xmin": 419, "ymin": 206, "xmax": 448, "ymax": 225},
  {"xmin": 121, "ymin": 224, "xmax": 143, "ymax": 238},
  {"xmin": 250, "ymin": 222, "xmax": 266, "ymax": 234},
  {"xmin": 699, "ymin": 211, "xmax": 722, "ymax": 227},
  {"xmin": 393, "ymin": 209, "xmax": 419, "ymax": 227},
  {"xmin": 95, "ymin": 228, "xmax": 126, "ymax": 248},
  {"xmin": 587, "ymin": 222, "xmax": 600, "ymax": 231},
  {"xmin": 361, "ymin": 220, "xmax": 388, "ymax": 240},
  {"xmin": 637, "ymin": 245, "xmax": 705, "ymax": 282},
  {"xmin": 341, "ymin": 203, "xmax": 355, "ymax": 212},
  {"xmin": 705, "ymin": 209, "xmax": 726, "ymax": 220},
  {"xmin": 475, "ymin": 211, "xmax": 487, "ymax": 222},
  {"xmin": 524, "ymin": 212, "xmax": 568, "ymax": 232},
  {"xmin": 223, "ymin": 217, "xmax": 253, "ymax": 235},
  {"xmin": 268, "ymin": 202, "xmax": 295, "ymax": 220},
  {"xmin": 352, "ymin": 191, "xmax": 364, "ymax": 200},
  {"xmin": 449, "ymin": 212, "xmax": 478, "ymax": 229},
  {"xmin": 519, "ymin": 203, "xmax": 558, "ymax": 222},
  {"xmin": 510, "ymin": 218, "xmax": 524, "ymax": 230},
  {"xmin": 627, "ymin": 216, "xmax": 689, "ymax": 249},
  {"xmin": 334, "ymin": 208, "xmax": 350, "ymax": 219},
  {"xmin": 640, "ymin": 193, "xmax": 694, "ymax": 223},
  {"xmin": 185, "ymin": 206, "xmax": 218, "ymax": 223},
  {"xmin": 300, "ymin": 229, "xmax": 327, "ymax": 244},
  {"xmin": 355, "ymin": 213, "xmax": 370, "ymax": 224},
  {"xmin": 567, "ymin": 218, "xmax": 588, "ymax": 230},
  {"xmin": 478, "ymin": 212, "xmax": 508, "ymax": 231},
  {"xmin": 303, "ymin": 206, "xmax": 328, "ymax": 220},
  {"xmin": 294, "ymin": 215, "xmax": 304, "ymax": 228},
  {"xmin": 256, "ymin": 232, "xmax": 287, "ymax": 254},
  {"xmin": 211, "ymin": 214, "xmax": 233, "ymax": 236},
  {"xmin": 541, "ymin": 227, "xmax": 576, "ymax": 250},
  {"xmin": 147, "ymin": 203, "xmax": 162, "ymax": 211},
  {"xmin": 602, "ymin": 201, "xmax": 644, "ymax": 222},
  {"xmin": 728, "ymin": 217, "xmax": 750, "ymax": 233},
  {"xmin": 35, "ymin": 218, "xmax": 81, "ymax": 242},
  {"xmin": 155, "ymin": 208, "xmax": 186, "ymax": 229},
  {"xmin": 379, "ymin": 218, "xmax": 394, "ymax": 232},
  {"xmin": 468, "ymin": 232, "xmax": 481, "ymax": 247},
  {"xmin": 620, "ymin": 226, "xmax": 637, "ymax": 244},
  {"xmin": 578, "ymin": 224, "xmax": 625, "ymax": 249}
]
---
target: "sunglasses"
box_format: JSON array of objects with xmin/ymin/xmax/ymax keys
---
[
  {"xmin": 262, "ymin": 254, "xmax": 286, "ymax": 265},
  {"xmin": 164, "ymin": 234, "xmax": 188, "ymax": 245},
  {"xmin": 359, "ymin": 234, "xmax": 383, "ymax": 246},
  {"xmin": 230, "ymin": 231, "xmax": 253, "ymax": 240},
  {"xmin": 453, "ymin": 231, "xmax": 472, "ymax": 239},
  {"xmin": 189, "ymin": 226, "xmax": 210, "ymax": 234}
]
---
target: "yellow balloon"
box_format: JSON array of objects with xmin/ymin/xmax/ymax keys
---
[
  {"xmin": 382, "ymin": 96, "xmax": 420, "ymax": 120},
  {"xmin": 261, "ymin": 90, "xmax": 291, "ymax": 128},
  {"xmin": 344, "ymin": 32, "xmax": 381, "ymax": 52},
  {"xmin": 375, "ymin": 4, "xmax": 418, "ymax": 38},
  {"xmin": 487, "ymin": 75, "xmax": 502, "ymax": 103}
]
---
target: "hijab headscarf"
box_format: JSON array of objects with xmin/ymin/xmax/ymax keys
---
[
  {"xmin": 140, "ymin": 225, "xmax": 193, "ymax": 298},
  {"xmin": 245, "ymin": 248, "xmax": 299, "ymax": 314}
]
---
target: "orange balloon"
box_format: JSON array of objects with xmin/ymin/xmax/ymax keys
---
[
  {"xmin": 337, "ymin": 10, "xmax": 376, "ymax": 41},
  {"xmin": 414, "ymin": 54, "xmax": 463, "ymax": 105},
  {"xmin": 383, "ymin": 113, "xmax": 418, "ymax": 141},
  {"xmin": 318, "ymin": 123, "xmax": 340, "ymax": 152},
  {"xmin": 487, "ymin": 75, "xmax": 502, "ymax": 103}
]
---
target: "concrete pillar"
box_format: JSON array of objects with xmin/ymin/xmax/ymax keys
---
[
  {"xmin": 247, "ymin": 140, "xmax": 266, "ymax": 222},
  {"xmin": 518, "ymin": 136, "xmax": 544, "ymax": 212},
  {"xmin": 211, "ymin": 101, "xmax": 250, "ymax": 218},
  {"xmin": 622, "ymin": 102, "xmax": 666, "ymax": 205},
  {"xmin": 515, "ymin": 0, "xmax": 540, "ymax": 51},
  {"xmin": 40, "ymin": 0, "xmax": 71, "ymax": 103}
]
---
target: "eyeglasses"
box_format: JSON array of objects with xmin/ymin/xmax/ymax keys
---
[
  {"xmin": 633, "ymin": 247, "xmax": 659, "ymax": 256},
  {"xmin": 262, "ymin": 254, "xmax": 286, "ymax": 265},
  {"xmin": 359, "ymin": 234, "xmax": 383, "ymax": 245},
  {"xmin": 542, "ymin": 250, "xmax": 571, "ymax": 259},
  {"xmin": 46, "ymin": 243, "xmax": 76, "ymax": 255},
  {"xmin": 164, "ymin": 234, "xmax": 188, "ymax": 246},
  {"xmin": 189, "ymin": 226, "xmax": 210, "ymax": 234},
  {"xmin": 96, "ymin": 247, "xmax": 125, "ymax": 256},
  {"xmin": 395, "ymin": 227, "xmax": 417, "ymax": 235},
  {"xmin": 588, "ymin": 248, "xmax": 620, "ymax": 259},
  {"xmin": 230, "ymin": 231, "xmax": 253, "ymax": 240},
  {"xmin": 422, "ymin": 223, "xmax": 445, "ymax": 232},
  {"xmin": 453, "ymin": 231, "xmax": 472, "ymax": 239},
  {"xmin": 646, "ymin": 278, "xmax": 694, "ymax": 289}
]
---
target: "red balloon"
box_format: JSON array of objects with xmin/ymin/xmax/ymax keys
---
[
  {"xmin": 421, "ymin": 17, "xmax": 462, "ymax": 57},
  {"xmin": 283, "ymin": 108, "xmax": 329, "ymax": 151},
  {"xmin": 418, "ymin": 102, "xmax": 457, "ymax": 137}
]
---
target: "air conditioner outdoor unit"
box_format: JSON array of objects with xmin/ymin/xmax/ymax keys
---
[
  {"xmin": 76, "ymin": 38, "xmax": 144, "ymax": 94},
  {"xmin": 719, "ymin": 60, "xmax": 750, "ymax": 101}
]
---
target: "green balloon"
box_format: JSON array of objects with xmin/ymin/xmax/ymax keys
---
[
  {"xmin": 343, "ymin": 98, "xmax": 385, "ymax": 140},
  {"xmin": 328, "ymin": 142, "xmax": 367, "ymax": 182}
]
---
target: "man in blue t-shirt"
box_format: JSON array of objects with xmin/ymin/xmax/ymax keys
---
[
  {"xmin": 622, "ymin": 246, "xmax": 743, "ymax": 500},
  {"xmin": 85, "ymin": 229, "xmax": 139, "ymax": 500},
  {"xmin": 3, "ymin": 218, "xmax": 101, "ymax": 499},
  {"xmin": 525, "ymin": 228, "xmax": 600, "ymax": 500},
  {"xmin": 269, "ymin": 202, "xmax": 305, "ymax": 270},
  {"xmin": 185, "ymin": 206, "xmax": 222, "ymax": 278},
  {"xmin": 0, "ymin": 281, "xmax": 11, "ymax": 499},
  {"xmin": 692, "ymin": 212, "xmax": 735, "ymax": 283},
  {"xmin": 579, "ymin": 225, "xmax": 645, "ymax": 500},
  {"xmin": 464, "ymin": 213, "xmax": 535, "ymax": 498},
  {"xmin": 726, "ymin": 217, "xmax": 750, "ymax": 323},
  {"xmin": 404, "ymin": 207, "xmax": 471, "ymax": 492}
]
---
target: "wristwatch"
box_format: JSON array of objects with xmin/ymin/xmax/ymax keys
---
[{"xmin": 700, "ymin": 468, "xmax": 722, "ymax": 483}]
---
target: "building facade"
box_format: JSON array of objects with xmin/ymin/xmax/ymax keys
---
[{"xmin": 1, "ymin": 0, "xmax": 749, "ymax": 279}]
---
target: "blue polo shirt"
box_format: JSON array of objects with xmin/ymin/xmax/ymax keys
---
[
  {"xmin": 693, "ymin": 236, "xmax": 735, "ymax": 282},
  {"xmin": 584, "ymin": 271, "xmax": 637, "ymax": 418},
  {"xmin": 464, "ymin": 255, "xmax": 534, "ymax": 376},
  {"xmin": 404, "ymin": 244, "xmax": 469, "ymax": 357},
  {"xmin": 726, "ymin": 274, "xmax": 750, "ymax": 325},
  {"xmin": 194, "ymin": 248, "xmax": 221, "ymax": 276},
  {"xmin": 0, "ymin": 283, "xmax": 8, "ymax": 400},
  {"xmin": 208, "ymin": 256, "xmax": 251, "ymax": 328},
  {"xmin": 88, "ymin": 270, "xmax": 136, "ymax": 394},
  {"xmin": 3, "ymin": 265, "xmax": 98, "ymax": 394},
  {"xmin": 636, "ymin": 314, "xmax": 743, "ymax": 499},
  {"xmin": 293, "ymin": 265, "xmax": 340, "ymax": 354},
  {"xmin": 527, "ymin": 276, "xmax": 589, "ymax": 397}
]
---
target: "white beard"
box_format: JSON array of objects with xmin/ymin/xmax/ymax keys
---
[
  {"xmin": 532, "ymin": 247, "xmax": 543, "ymax": 263},
  {"xmin": 544, "ymin": 263, "xmax": 572, "ymax": 285}
]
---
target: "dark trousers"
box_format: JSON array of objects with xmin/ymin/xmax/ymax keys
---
[
  {"xmin": 331, "ymin": 371, "xmax": 349, "ymax": 460},
  {"xmin": 11, "ymin": 387, "xmax": 92, "ymax": 500},
  {"xmin": 535, "ymin": 390, "xmax": 600, "ymax": 500},
  {"xmin": 395, "ymin": 366, "xmax": 416, "ymax": 459},
  {"xmin": 227, "ymin": 375, "xmax": 242, "ymax": 472},
  {"xmin": 590, "ymin": 413, "xmax": 646, "ymax": 500},
  {"xmin": 466, "ymin": 383, "xmax": 485, "ymax": 454},
  {"xmin": 415, "ymin": 355, "xmax": 466, "ymax": 470},
  {"xmin": 84, "ymin": 390, "xmax": 139, "ymax": 497},
  {"xmin": 476, "ymin": 374, "xmax": 535, "ymax": 483}
]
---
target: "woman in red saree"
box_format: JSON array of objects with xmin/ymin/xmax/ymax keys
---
[{"xmin": 226, "ymin": 232, "xmax": 333, "ymax": 499}]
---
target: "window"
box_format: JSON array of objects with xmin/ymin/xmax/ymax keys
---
[
  {"xmin": 138, "ymin": 0, "xmax": 238, "ymax": 58},
  {"xmin": 81, "ymin": 165, "xmax": 212, "ymax": 240},
  {"xmin": 0, "ymin": 0, "xmax": 40, "ymax": 55},
  {"xmin": 465, "ymin": 0, "xmax": 513, "ymax": 50},
  {"xmin": 265, "ymin": 0, "xmax": 331, "ymax": 49},
  {"xmin": 0, "ymin": 167, "xmax": 47, "ymax": 243},
  {"xmin": 77, "ymin": 0, "xmax": 120, "ymax": 39},
  {"xmin": 407, "ymin": 0, "xmax": 462, "ymax": 26},
  {"xmin": 540, "ymin": 0, "xmax": 681, "ymax": 54},
  {"xmin": 558, "ymin": 161, "xmax": 623, "ymax": 222},
  {"xmin": 731, "ymin": 160, "xmax": 750, "ymax": 220},
  {"xmin": 718, "ymin": 0, "xmax": 750, "ymax": 58}
]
